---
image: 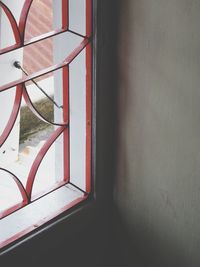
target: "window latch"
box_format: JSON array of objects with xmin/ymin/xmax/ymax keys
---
[{"xmin": 13, "ymin": 61, "xmax": 63, "ymax": 109}]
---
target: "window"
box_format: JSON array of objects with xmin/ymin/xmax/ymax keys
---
[{"xmin": 0, "ymin": 0, "xmax": 93, "ymax": 249}]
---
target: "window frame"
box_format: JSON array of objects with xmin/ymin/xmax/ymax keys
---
[{"xmin": 0, "ymin": 0, "xmax": 97, "ymax": 254}]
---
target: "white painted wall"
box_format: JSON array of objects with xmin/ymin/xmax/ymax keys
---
[{"xmin": 114, "ymin": 1, "xmax": 200, "ymax": 265}]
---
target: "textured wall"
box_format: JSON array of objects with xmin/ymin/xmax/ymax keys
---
[{"xmin": 114, "ymin": 1, "xmax": 200, "ymax": 266}]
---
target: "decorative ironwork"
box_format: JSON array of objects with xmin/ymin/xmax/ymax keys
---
[
  {"xmin": 0, "ymin": 0, "xmax": 92, "ymax": 219},
  {"xmin": 13, "ymin": 61, "xmax": 63, "ymax": 109}
]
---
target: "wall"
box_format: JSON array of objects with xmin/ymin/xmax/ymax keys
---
[{"xmin": 114, "ymin": 0, "xmax": 200, "ymax": 266}]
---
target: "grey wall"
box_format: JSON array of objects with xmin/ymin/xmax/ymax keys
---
[{"xmin": 114, "ymin": 1, "xmax": 200, "ymax": 266}]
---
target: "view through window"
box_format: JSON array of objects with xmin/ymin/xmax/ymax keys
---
[{"xmin": 0, "ymin": 0, "xmax": 92, "ymax": 249}]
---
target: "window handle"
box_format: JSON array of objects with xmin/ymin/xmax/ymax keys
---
[{"xmin": 13, "ymin": 61, "xmax": 63, "ymax": 109}]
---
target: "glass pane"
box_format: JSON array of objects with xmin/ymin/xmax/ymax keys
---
[
  {"xmin": 0, "ymin": 86, "xmax": 20, "ymax": 168},
  {"xmin": 0, "ymin": 6, "xmax": 16, "ymax": 50},
  {"xmin": 24, "ymin": 67, "xmax": 68, "ymax": 125},
  {"xmin": 0, "ymin": 31, "xmax": 83, "ymax": 89},
  {"xmin": 31, "ymin": 131, "xmax": 66, "ymax": 198},
  {"xmin": 20, "ymin": 94, "xmax": 54, "ymax": 143},
  {"xmin": 0, "ymin": 87, "xmax": 17, "ymax": 137},
  {"xmin": 24, "ymin": 0, "xmax": 62, "ymax": 41},
  {"xmin": 0, "ymin": 170, "xmax": 23, "ymax": 214},
  {"xmin": 2, "ymin": 112, "xmax": 53, "ymax": 188},
  {"xmin": 69, "ymin": 0, "xmax": 86, "ymax": 35}
]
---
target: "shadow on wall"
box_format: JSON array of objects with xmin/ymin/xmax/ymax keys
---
[
  {"xmin": 112, "ymin": 0, "xmax": 197, "ymax": 266},
  {"xmin": 95, "ymin": 0, "xmax": 121, "ymax": 203},
  {"xmin": 112, "ymin": 207, "xmax": 190, "ymax": 267}
]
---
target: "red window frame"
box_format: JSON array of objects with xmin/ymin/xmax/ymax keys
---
[{"xmin": 0, "ymin": 0, "xmax": 92, "ymax": 247}]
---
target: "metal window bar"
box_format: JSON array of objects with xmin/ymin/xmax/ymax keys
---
[{"xmin": 0, "ymin": 0, "xmax": 92, "ymax": 220}]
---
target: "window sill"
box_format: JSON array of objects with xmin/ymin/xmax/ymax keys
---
[{"xmin": 0, "ymin": 184, "xmax": 88, "ymax": 250}]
